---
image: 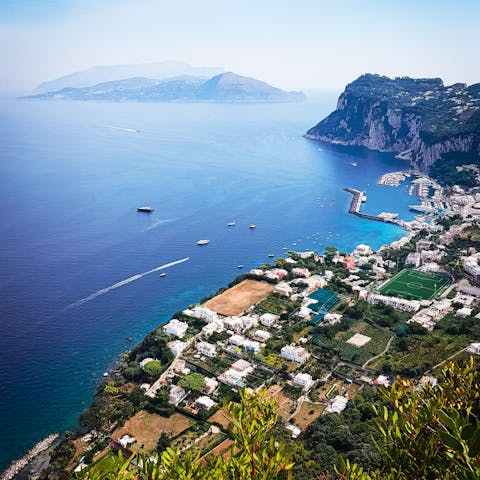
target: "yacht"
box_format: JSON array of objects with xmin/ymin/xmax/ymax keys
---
[
  {"xmin": 137, "ymin": 206, "xmax": 154, "ymax": 213},
  {"xmin": 196, "ymin": 239, "xmax": 210, "ymax": 246},
  {"xmin": 227, "ymin": 221, "xmax": 236, "ymax": 226},
  {"xmin": 159, "ymin": 273, "xmax": 167, "ymax": 277},
  {"xmin": 249, "ymin": 224, "xmax": 256, "ymax": 229}
]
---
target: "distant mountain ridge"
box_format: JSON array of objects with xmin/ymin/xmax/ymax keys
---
[
  {"xmin": 32, "ymin": 61, "xmax": 224, "ymax": 94},
  {"xmin": 26, "ymin": 72, "xmax": 306, "ymax": 104},
  {"xmin": 305, "ymin": 74, "xmax": 480, "ymax": 172}
]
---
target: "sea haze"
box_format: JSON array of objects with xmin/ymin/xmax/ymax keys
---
[{"xmin": 0, "ymin": 97, "xmax": 416, "ymax": 470}]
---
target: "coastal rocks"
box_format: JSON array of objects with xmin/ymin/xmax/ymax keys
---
[{"xmin": 305, "ymin": 74, "xmax": 480, "ymax": 172}]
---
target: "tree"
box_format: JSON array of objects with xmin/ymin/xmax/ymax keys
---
[
  {"xmin": 339, "ymin": 357, "xmax": 480, "ymax": 479},
  {"xmin": 143, "ymin": 359, "xmax": 162, "ymax": 378},
  {"xmin": 178, "ymin": 372, "xmax": 206, "ymax": 391}
]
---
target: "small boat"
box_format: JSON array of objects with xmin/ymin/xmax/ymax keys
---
[
  {"xmin": 237, "ymin": 264, "xmax": 244, "ymax": 269},
  {"xmin": 249, "ymin": 224, "xmax": 256, "ymax": 229},
  {"xmin": 196, "ymin": 239, "xmax": 210, "ymax": 246},
  {"xmin": 268, "ymin": 253, "xmax": 275, "ymax": 258},
  {"xmin": 124, "ymin": 337, "xmax": 133, "ymax": 342},
  {"xmin": 351, "ymin": 162, "xmax": 358, "ymax": 167},
  {"xmin": 137, "ymin": 206, "xmax": 154, "ymax": 213},
  {"xmin": 159, "ymin": 273, "xmax": 167, "ymax": 277},
  {"xmin": 227, "ymin": 221, "xmax": 236, "ymax": 226}
]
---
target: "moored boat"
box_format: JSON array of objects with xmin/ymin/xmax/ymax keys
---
[
  {"xmin": 137, "ymin": 206, "xmax": 154, "ymax": 213},
  {"xmin": 227, "ymin": 221, "xmax": 236, "ymax": 226},
  {"xmin": 196, "ymin": 239, "xmax": 210, "ymax": 246},
  {"xmin": 249, "ymin": 224, "xmax": 256, "ymax": 229}
]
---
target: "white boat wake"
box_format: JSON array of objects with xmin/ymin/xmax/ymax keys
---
[
  {"xmin": 108, "ymin": 125, "xmax": 138, "ymax": 133},
  {"xmin": 65, "ymin": 257, "xmax": 190, "ymax": 309}
]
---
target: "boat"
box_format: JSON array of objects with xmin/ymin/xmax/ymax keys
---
[
  {"xmin": 159, "ymin": 273, "xmax": 167, "ymax": 277},
  {"xmin": 249, "ymin": 224, "xmax": 256, "ymax": 229},
  {"xmin": 227, "ymin": 221, "xmax": 236, "ymax": 226},
  {"xmin": 351, "ymin": 162, "xmax": 358, "ymax": 167},
  {"xmin": 196, "ymin": 239, "xmax": 210, "ymax": 246},
  {"xmin": 124, "ymin": 337, "xmax": 133, "ymax": 342},
  {"xmin": 237, "ymin": 264, "xmax": 244, "ymax": 269},
  {"xmin": 268, "ymin": 253, "xmax": 275, "ymax": 257},
  {"xmin": 137, "ymin": 206, "xmax": 154, "ymax": 213}
]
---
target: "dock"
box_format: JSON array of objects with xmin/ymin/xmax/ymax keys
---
[{"xmin": 343, "ymin": 188, "xmax": 400, "ymax": 225}]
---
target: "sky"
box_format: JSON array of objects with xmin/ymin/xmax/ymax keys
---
[{"xmin": 0, "ymin": 0, "xmax": 479, "ymax": 94}]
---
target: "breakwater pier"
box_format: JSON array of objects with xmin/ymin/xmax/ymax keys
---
[{"xmin": 344, "ymin": 188, "xmax": 401, "ymax": 225}]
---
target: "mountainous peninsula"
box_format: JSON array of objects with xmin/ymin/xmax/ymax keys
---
[
  {"xmin": 26, "ymin": 72, "xmax": 306, "ymax": 103},
  {"xmin": 306, "ymin": 74, "xmax": 480, "ymax": 172}
]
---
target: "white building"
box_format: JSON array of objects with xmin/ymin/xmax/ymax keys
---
[
  {"xmin": 167, "ymin": 340, "xmax": 187, "ymax": 357},
  {"xmin": 467, "ymin": 343, "xmax": 480, "ymax": 355},
  {"xmin": 229, "ymin": 334, "xmax": 246, "ymax": 347},
  {"xmin": 456, "ymin": 307, "xmax": 473, "ymax": 318},
  {"xmin": 202, "ymin": 321, "xmax": 224, "ymax": 337},
  {"xmin": 195, "ymin": 396, "xmax": 216, "ymax": 410},
  {"xmin": 326, "ymin": 395, "xmax": 348, "ymax": 413},
  {"xmin": 196, "ymin": 341, "xmax": 217, "ymax": 357},
  {"xmin": 464, "ymin": 255, "xmax": 480, "ymax": 276},
  {"xmin": 260, "ymin": 313, "xmax": 279, "ymax": 327},
  {"xmin": 223, "ymin": 317, "xmax": 245, "ymax": 333},
  {"xmin": 280, "ymin": 344, "xmax": 310, "ymax": 364},
  {"xmin": 274, "ymin": 282, "xmax": 293, "ymax": 296},
  {"xmin": 204, "ymin": 377, "xmax": 219, "ymax": 394},
  {"xmin": 231, "ymin": 359, "xmax": 253, "ymax": 373},
  {"xmin": 368, "ymin": 293, "xmax": 421, "ymax": 312},
  {"xmin": 254, "ymin": 329, "xmax": 271, "ymax": 341},
  {"xmin": 286, "ymin": 424, "xmax": 302, "ymax": 438},
  {"xmin": 163, "ymin": 319, "xmax": 189, "ymax": 338},
  {"xmin": 241, "ymin": 316, "xmax": 258, "ymax": 330},
  {"xmin": 168, "ymin": 385, "xmax": 186, "ymax": 405},
  {"xmin": 323, "ymin": 313, "xmax": 342, "ymax": 325},
  {"xmin": 291, "ymin": 268, "xmax": 311, "ymax": 278},
  {"xmin": 354, "ymin": 244, "xmax": 372, "ymax": 256},
  {"xmin": 187, "ymin": 306, "xmax": 218, "ymax": 323},
  {"xmin": 293, "ymin": 372, "xmax": 313, "ymax": 389}
]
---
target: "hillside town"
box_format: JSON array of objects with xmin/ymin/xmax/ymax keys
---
[{"xmin": 27, "ymin": 172, "xmax": 480, "ymax": 479}]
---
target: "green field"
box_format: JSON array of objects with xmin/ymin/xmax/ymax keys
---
[{"xmin": 379, "ymin": 269, "xmax": 451, "ymax": 300}]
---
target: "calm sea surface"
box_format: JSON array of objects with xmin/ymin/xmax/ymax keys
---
[{"xmin": 0, "ymin": 97, "xmax": 416, "ymax": 470}]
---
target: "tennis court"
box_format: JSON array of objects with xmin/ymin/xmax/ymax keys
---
[
  {"xmin": 308, "ymin": 288, "xmax": 339, "ymax": 325},
  {"xmin": 378, "ymin": 269, "xmax": 451, "ymax": 300}
]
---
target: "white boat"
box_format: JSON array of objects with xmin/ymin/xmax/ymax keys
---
[
  {"xmin": 351, "ymin": 162, "xmax": 358, "ymax": 167},
  {"xmin": 249, "ymin": 224, "xmax": 256, "ymax": 229},
  {"xmin": 227, "ymin": 221, "xmax": 236, "ymax": 226},
  {"xmin": 268, "ymin": 253, "xmax": 275, "ymax": 257},
  {"xmin": 196, "ymin": 239, "xmax": 210, "ymax": 246},
  {"xmin": 159, "ymin": 273, "xmax": 167, "ymax": 277},
  {"xmin": 137, "ymin": 206, "xmax": 154, "ymax": 212},
  {"xmin": 237, "ymin": 264, "xmax": 244, "ymax": 269}
]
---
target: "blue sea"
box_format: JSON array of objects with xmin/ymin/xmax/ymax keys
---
[{"xmin": 0, "ymin": 96, "xmax": 417, "ymax": 470}]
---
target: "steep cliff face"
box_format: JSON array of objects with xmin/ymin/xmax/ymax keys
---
[{"xmin": 306, "ymin": 74, "xmax": 480, "ymax": 172}]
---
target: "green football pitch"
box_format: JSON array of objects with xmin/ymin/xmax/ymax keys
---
[{"xmin": 378, "ymin": 269, "xmax": 451, "ymax": 300}]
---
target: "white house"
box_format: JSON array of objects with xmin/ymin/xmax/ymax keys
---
[
  {"xmin": 254, "ymin": 329, "xmax": 271, "ymax": 341},
  {"xmin": 274, "ymin": 282, "xmax": 293, "ymax": 296},
  {"xmin": 163, "ymin": 319, "xmax": 189, "ymax": 338},
  {"xmin": 293, "ymin": 372, "xmax": 313, "ymax": 389},
  {"xmin": 280, "ymin": 344, "xmax": 310, "ymax": 364},
  {"xmin": 223, "ymin": 317, "xmax": 245, "ymax": 333},
  {"xmin": 188, "ymin": 306, "xmax": 219, "ymax": 323},
  {"xmin": 196, "ymin": 341, "xmax": 217, "ymax": 357},
  {"xmin": 354, "ymin": 244, "xmax": 372, "ymax": 256},
  {"xmin": 204, "ymin": 377, "xmax": 219, "ymax": 394},
  {"xmin": 368, "ymin": 293, "xmax": 421, "ymax": 312},
  {"xmin": 167, "ymin": 340, "xmax": 187, "ymax": 357},
  {"xmin": 326, "ymin": 395, "xmax": 348, "ymax": 413},
  {"xmin": 202, "ymin": 321, "xmax": 224, "ymax": 337},
  {"xmin": 168, "ymin": 385, "xmax": 186, "ymax": 405},
  {"xmin": 260, "ymin": 313, "xmax": 279, "ymax": 327},
  {"xmin": 456, "ymin": 307, "xmax": 473, "ymax": 318},
  {"xmin": 195, "ymin": 396, "xmax": 216, "ymax": 410},
  {"xmin": 229, "ymin": 334, "xmax": 246, "ymax": 347},
  {"xmin": 291, "ymin": 268, "xmax": 311, "ymax": 278}
]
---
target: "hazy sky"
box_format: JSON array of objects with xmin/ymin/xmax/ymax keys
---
[{"xmin": 1, "ymin": 0, "xmax": 479, "ymax": 94}]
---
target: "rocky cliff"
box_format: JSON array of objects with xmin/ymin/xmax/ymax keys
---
[{"xmin": 306, "ymin": 74, "xmax": 480, "ymax": 172}]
